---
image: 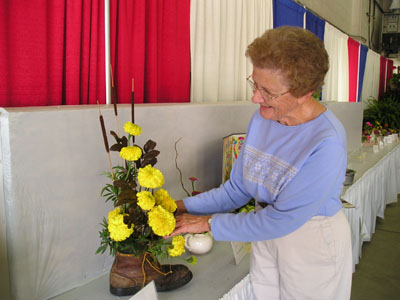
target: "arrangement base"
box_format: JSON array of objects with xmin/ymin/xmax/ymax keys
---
[{"xmin": 109, "ymin": 252, "xmax": 193, "ymax": 296}]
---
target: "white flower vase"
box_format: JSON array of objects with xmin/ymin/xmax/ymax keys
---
[{"xmin": 184, "ymin": 232, "xmax": 213, "ymax": 255}]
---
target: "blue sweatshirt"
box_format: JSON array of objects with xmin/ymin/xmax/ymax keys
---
[{"xmin": 183, "ymin": 108, "xmax": 347, "ymax": 242}]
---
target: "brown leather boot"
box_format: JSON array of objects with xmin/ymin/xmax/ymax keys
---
[{"xmin": 109, "ymin": 252, "xmax": 193, "ymax": 296}]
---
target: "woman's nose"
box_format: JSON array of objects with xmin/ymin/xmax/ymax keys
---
[{"xmin": 251, "ymin": 89, "xmax": 264, "ymax": 104}]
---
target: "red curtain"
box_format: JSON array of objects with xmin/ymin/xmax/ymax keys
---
[
  {"xmin": 386, "ymin": 59, "xmax": 394, "ymax": 90},
  {"xmin": 110, "ymin": 0, "xmax": 190, "ymax": 104},
  {"xmin": 0, "ymin": 1, "xmax": 105, "ymax": 107},
  {"xmin": 347, "ymin": 38, "xmax": 359, "ymax": 103},
  {"xmin": 378, "ymin": 56, "xmax": 387, "ymax": 100}
]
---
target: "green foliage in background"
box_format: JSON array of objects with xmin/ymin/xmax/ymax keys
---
[
  {"xmin": 363, "ymin": 96, "xmax": 400, "ymax": 130},
  {"xmin": 363, "ymin": 73, "xmax": 400, "ymax": 131}
]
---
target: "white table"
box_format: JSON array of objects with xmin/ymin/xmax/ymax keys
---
[{"xmin": 342, "ymin": 141, "xmax": 400, "ymax": 269}]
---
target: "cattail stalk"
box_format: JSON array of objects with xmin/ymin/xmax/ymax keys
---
[{"xmin": 98, "ymin": 101, "xmax": 114, "ymax": 178}]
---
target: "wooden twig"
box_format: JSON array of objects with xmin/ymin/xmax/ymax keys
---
[{"xmin": 174, "ymin": 138, "xmax": 190, "ymax": 197}]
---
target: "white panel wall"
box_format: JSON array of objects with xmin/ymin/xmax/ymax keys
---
[{"xmin": 324, "ymin": 102, "xmax": 364, "ymax": 152}]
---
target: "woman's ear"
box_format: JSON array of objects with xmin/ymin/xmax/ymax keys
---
[{"xmin": 298, "ymin": 91, "xmax": 314, "ymax": 104}]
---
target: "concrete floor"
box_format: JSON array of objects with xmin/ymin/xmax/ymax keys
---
[{"xmin": 351, "ymin": 196, "xmax": 400, "ymax": 300}]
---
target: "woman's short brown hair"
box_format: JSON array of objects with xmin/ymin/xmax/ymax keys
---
[{"xmin": 245, "ymin": 26, "xmax": 329, "ymax": 98}]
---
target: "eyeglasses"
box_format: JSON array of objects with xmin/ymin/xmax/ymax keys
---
[{"xmin": 246, "ymin": 75, "xmax": 290, "ymax": 101}]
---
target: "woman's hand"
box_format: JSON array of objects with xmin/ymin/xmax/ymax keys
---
[
  {"xmin": 166, "ymin": 214, "xmax": 211, "ymax": 238},
  {"xmin": 175, "ymin": 200, "xmax": 188, "ymax": 216}
]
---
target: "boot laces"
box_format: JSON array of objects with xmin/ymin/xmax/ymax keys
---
[{"xmin": 141, "ymin": 252, "xmax": 172, "ymax": 288}]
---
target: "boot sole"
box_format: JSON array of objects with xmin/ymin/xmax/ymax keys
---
[
  {"xmin": 110, "ymin": 285, "xmax": 141, "ymax": 296},
  {"xmin": 156, "ymin": 270, "xmax": 193, "ymax": 292},
  {"xmin": 110, "ymin": 271, "xmax": 193, "ymax": 296}
]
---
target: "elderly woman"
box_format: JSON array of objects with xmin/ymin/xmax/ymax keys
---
[{"xmin": 171, "ymin": 26, "xmax": 352, "ymax": 299}]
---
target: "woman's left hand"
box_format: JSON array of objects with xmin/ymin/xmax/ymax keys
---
[{"xmin": 165, "ymin": 214, "xmax": 211, "ymax": 238}]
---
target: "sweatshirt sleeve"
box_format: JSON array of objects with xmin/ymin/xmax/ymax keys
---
[{"xmin": 210, "ymin": 138, "xmax": 346, "ymax": 242}]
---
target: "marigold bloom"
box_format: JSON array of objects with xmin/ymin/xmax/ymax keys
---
[
  {"xmin": 147, "ymin": 205, "xmax": 175, "ymax": 236},
  {"xmin": 168, "ymin": 235, "xmax": 185, "ymax": 256},
  {"xmin": 108, "ymin": 207, "xmax": 121, "ymax": 219},
  {"xmin": 120, "ymin": 146, "xmax": 142, "ymax": 161},
  {"xmin": 123, "ymin": 122, "xmax": 142, "ymax": 136},
  {"xmin": 154, "ymin": 189, "xmax": 177, "ymax": 213},
  {"xmin": 108, "ymin": 208, "xmax": 134, "ymax": 242},
  {"xmin": 137, "ymin": 191, "xmax": 155, "ymax": 210},
  {"xmin": 138, "ymin": 165, "xmax": 165, "ymax": 189}
]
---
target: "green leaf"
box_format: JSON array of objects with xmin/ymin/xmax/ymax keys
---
[{"xmin": 184, "ymin": 256, "xmax": 197, "ymax": 265}]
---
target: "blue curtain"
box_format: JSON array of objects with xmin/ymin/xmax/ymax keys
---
[
  {"xmin": 305, "ymin": 11, "xmax": 325, "ymax": 41},
  {"xmin": 358, "ymin": 45, "xmax": 368, "ymax": 102},
  {"xmin": 273, "ymin": 0, "xmax": 305, "ymax": 28},
  {"xmin": 305, "ymin": 11, "xmax": 325, "ymax": 100}
]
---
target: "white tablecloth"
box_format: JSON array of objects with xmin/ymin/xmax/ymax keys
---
[
  {"xmin": 219, "ymin": 274, "xmax": 253, "ymax": 300},
  {"xmin": 342, "ymin": 141, "xmax": 400, "ymax": 268}
]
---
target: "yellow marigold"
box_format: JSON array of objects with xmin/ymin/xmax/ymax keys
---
[
  {"xmin": 108, "ymin": 207, "xmax": 121, "ymax": 219},
  {"xmin": 123, "ymin": 122, "xmax": 142, "ymax": 136},
  {"xmin": 107, "ymin": 208, "xmax": 133, "ymax": 242},
  {"xmin": 120, "ymin": 146, "xmax": 142, "ymax": 161},
  {"xmin": 137, "ymin": 191, "xmax": 155, "ymax": 210},
  {"xmin": 154, "ymin": 189, "xmax": 177, "ymax": 213},
  {"xmin": 138, "ymin": 165, "xmax": 165, "ymax": 189},
  {"xmin": 168, "ymin": 235, "xmax": 185, "ymax": 257},
  {"xmin": 147, "ymin": 205, "xmax": 175, "ymax": 236}
]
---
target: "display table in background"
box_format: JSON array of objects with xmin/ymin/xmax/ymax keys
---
[{"xmin": 342, "ymin": 140, "xmax": 400, "ymax": 269}]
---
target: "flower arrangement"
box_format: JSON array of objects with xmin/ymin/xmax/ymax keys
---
[
  {"xmin": 95, "ymin": 76, "xmax": 195, "ymax": 297},
  {"xmin": 96, "ymin": 121, "xmax": 193, "ymax": 263},
  {"xmin": 95, "ymin": 81, "xmax": 194, "ymax": 264}
]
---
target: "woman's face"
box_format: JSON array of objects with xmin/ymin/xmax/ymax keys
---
[{"xmin": 250, "ymin": 67, "xmax": 302, "ymax": 125}]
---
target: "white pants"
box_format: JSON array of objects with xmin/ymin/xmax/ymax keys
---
[{"xmin": 250, "ymin": 210, "xmax": 352, "ymax": 300}]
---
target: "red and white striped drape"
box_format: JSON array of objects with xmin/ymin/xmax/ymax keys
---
[{"xmin": 348, "ymin": 38, "xmax": 360, "ymax": 103}]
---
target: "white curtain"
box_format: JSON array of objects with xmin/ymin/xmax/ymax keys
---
[
  {"xmin": 322, "ymin": 23, "xmax": 349, "ymax": 102},
  {"xmin": 190, "ymin": 0, "xmax": 273, "ymax": 103},
  {"xmin": 361, "ymin": 50, "xmax": 380, "ymax": 103}
]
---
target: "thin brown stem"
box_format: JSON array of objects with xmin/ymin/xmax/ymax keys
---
[{"xmin": 174, "ymin": 138, "xmax": 190, "ymax": 197}]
